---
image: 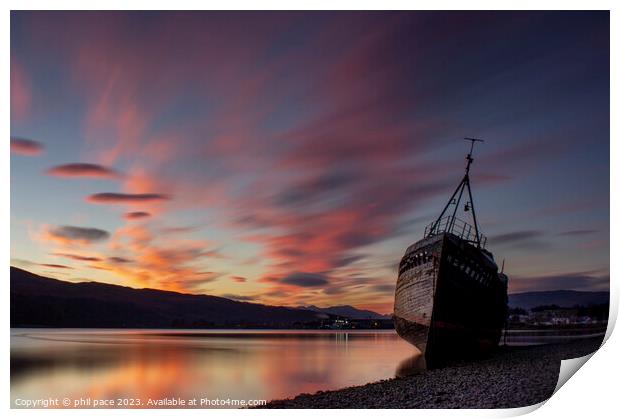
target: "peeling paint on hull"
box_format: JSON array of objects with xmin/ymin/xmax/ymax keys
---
[{"xmin": 394, "ymin": 233, "xmax": 508, "ymax": 365}]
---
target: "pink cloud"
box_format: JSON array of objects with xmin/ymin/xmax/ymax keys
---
[
  {"xmin": 86, "ymin": 192, "xmax": 170, "ymax": 204},
  {"xmin": 11, "ymin": 60, "xmax": 31, "ymax": 120},
  {"xmin": 17, "ymin": 13, "xmax": 553, "ymax": 309},
  {"xmin": 52, "ymin": 252, "xmax": 103, "ymax": 262},
  {"xmin": 124, "ymin": 211, "xmax": 151, "ymax": 220},
  {"xmin": 40, "ymin": 263, "xmax": 74, "ymax": 269},
  {"xmin": 41, "ymin": 225, "xmax": 110, "ymax": 246},
  {"xmin": 46, "ymin": 163, "xmax": 120, "ymax": 178},
  {"xmin": 11, "ymin": 137, "xmax": 43, "ymax": 156},
  {"xmin": 56, "ymin": 14, "xmax": 434, "ymax": 307}
]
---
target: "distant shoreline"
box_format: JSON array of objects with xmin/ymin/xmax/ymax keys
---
[{"xmin": 258, "ymin": 337, "xmax": 603, "ymax": 409}]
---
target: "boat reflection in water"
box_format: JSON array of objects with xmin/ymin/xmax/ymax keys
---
[{"xmin": 395, "ymin": 347, "xmax": 427, "ymax": 378}]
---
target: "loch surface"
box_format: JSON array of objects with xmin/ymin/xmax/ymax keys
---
[{"xmin": 11, "ymin": 329, "xmax": 417, "ymax": 408}]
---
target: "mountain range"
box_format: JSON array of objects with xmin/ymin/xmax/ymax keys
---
[
  {"xmin": 298, "ymin": 305, "xmax": 389, "ymax": 319},
  {"xmin": 10, "ymin": 267, "xmax": 609, "ymax": 328},
  {"xmin": 10, "ymin": 267, "xmax": 387, "ymax": 328},
  {"xmin": 10, "ymin": 267, "xmax": 329, "ymax": 328}
]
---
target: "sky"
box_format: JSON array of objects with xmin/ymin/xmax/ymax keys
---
[{"xmin": 10, "ymin": 11, "xmax": 609, "ymax": 313}]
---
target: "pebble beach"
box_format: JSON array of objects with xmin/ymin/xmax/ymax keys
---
[{"xmin": 260, "ymin": 337, "xmax": 604, "ymax": 409}]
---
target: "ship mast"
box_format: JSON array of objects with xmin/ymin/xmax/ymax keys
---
[{"xmin": 428, "ymin": 138, "xmax": 484, "ymax": 248}]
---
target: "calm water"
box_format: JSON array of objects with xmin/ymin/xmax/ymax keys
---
[
  {"xmin": 13, "ymin": 328, "xmax": 603, "ymax": 408},
  {"xmin": 11, "ymin": 329, "xmax": 419, "ymax": 408}
]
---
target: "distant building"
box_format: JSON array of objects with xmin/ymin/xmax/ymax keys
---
[
  {"xmin": 330, "ymin": 319, "xmax": 350, "ymax": 329},
  {"xmin": 523, "ymin": 308, "xmax": 580, "ymax": 326}
]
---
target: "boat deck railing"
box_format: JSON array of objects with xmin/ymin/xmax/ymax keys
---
[{"xmin": 424, "ymin": 216, "xmax": 487, "ymax": 248}]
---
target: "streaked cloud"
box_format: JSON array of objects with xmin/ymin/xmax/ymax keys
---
[
  {"xmin": 9, "ymin": 12, "xmax": 609, "ymax": 311},
  {"xmin": 39, "ymin": 263, "xmax": 74, "ymax": 269},
  {"xmin": 281, "ymin": 272, "xmax": 329, "ymax": 288},
  {"xmin": 490, "ymin": 231, "xmax": 544, "ymax": 244},
  {"xmin": 557, "ymin": 229, "xmax": 598, "ymax": 237},
  {"xmin": 52, "ymin": 252, "xmax": 103, "ymax": 262},
  {"xmin": 370, "ymin": 284, "xmax": 395, "ymax": 294},
  {"xmin": 86, "ymin": 192, "xmax": 170, "ymax": 204},
  {"xmin": 124, "ymin": 211, "xmax": 151, "ymax": 220},
  {"xmin": 46, "ymin": 163, "xmax": 120, "ymax": 179},
  {"xmin": 511, "ymin": 271, "xmax": 609, "ymax": 292},
  {"xmin": 108, "ymin": 256, "xmax": 132, "ymax": 264},
  {"xmin": 42, "ymin": 225, "xmax": 110, "ymax": 245},
  {"xmin": 160, "ymin": 226, "xmax": 197, "ymax": 234},
  {"xmin": 489, "ymin": 231, "xmax": 547, "ymax": 249},
  {"xmin": 11, "ymin": 60, "xmax": 31, "ymax": 119},
  {"xmin": 11, "ymin": 137, "xmax": 43, "ymax": 156}
]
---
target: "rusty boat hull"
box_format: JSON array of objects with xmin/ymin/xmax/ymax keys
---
[{"xmin": 394, "ymin": 232, "xmax": 508, "ymax": 365}]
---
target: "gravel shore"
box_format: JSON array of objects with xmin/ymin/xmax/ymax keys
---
[{"xmin": 260, "ymin": 337, "xmax": 604, "ymax": 409}]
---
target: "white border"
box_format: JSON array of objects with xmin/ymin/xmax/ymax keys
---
[{"xmin": 4, "ymin": 2, "xmax": 617, "ymax": 419}]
